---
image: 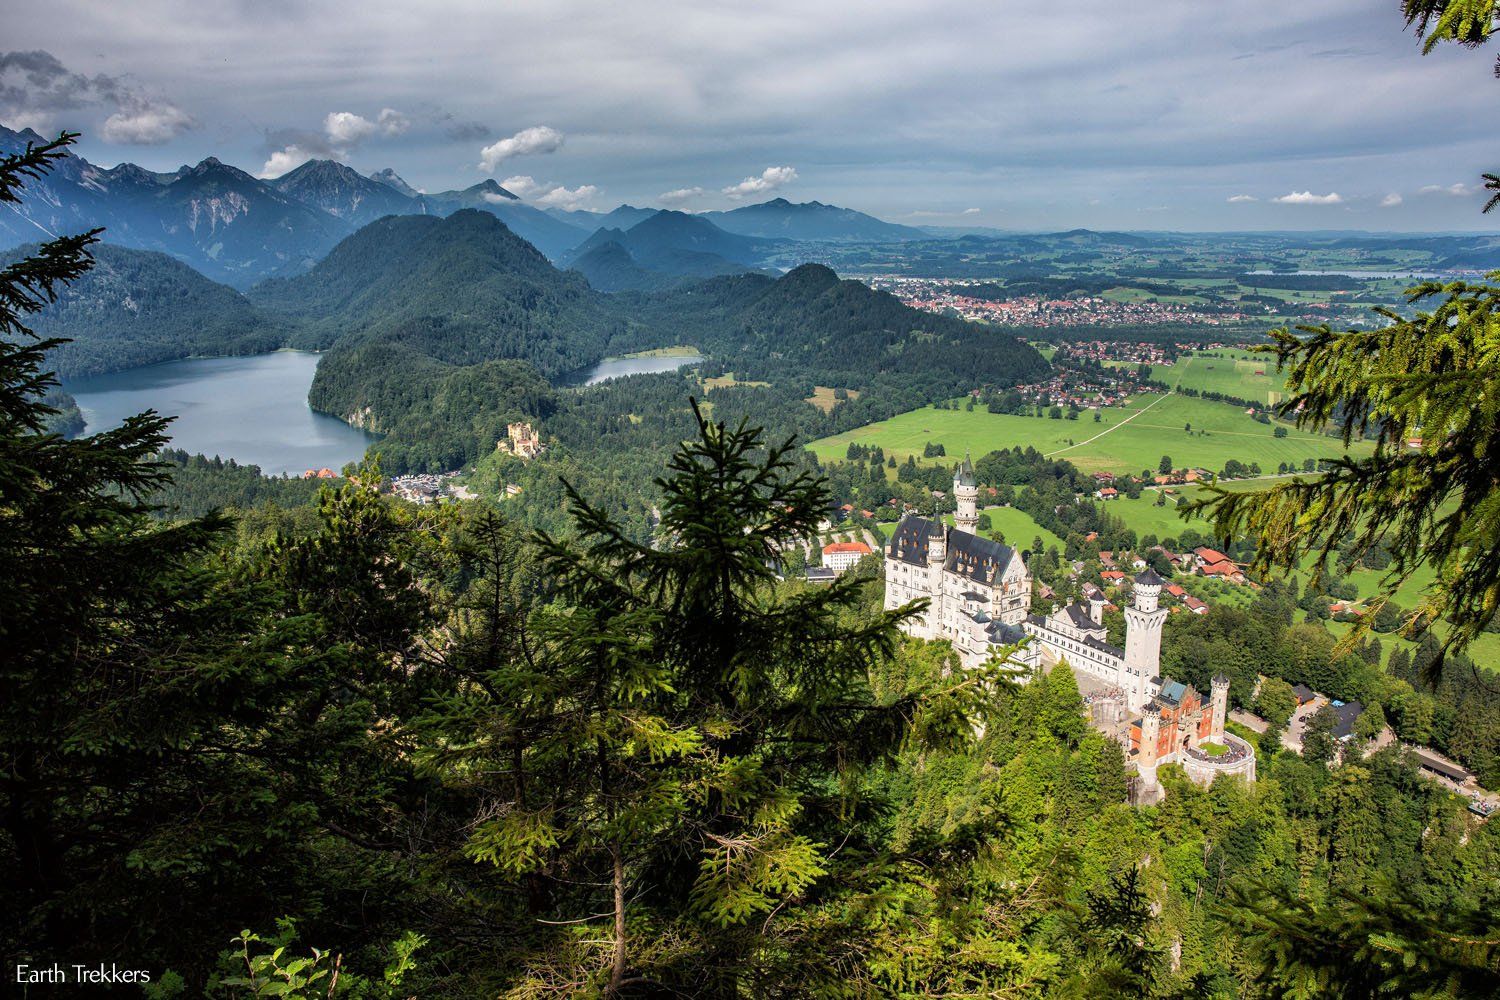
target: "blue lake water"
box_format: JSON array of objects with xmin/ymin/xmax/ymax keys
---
[
  {"xmin": 62, "ymin": 351, "xmax": 376, "ymax": 478},
  {"xmin": 564, "ymin": 353, "xmax": 705, "ymax": 386}
]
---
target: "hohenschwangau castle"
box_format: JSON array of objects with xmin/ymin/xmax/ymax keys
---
[{"xmin": 883, "ymin": 458, "xmax": 1168, "ymax": 714}]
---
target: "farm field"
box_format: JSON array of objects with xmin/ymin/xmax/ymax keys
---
[
  {"xmin": 808, "ymin": 392, "xmax": 1371, "ymax": 477},
  {"xmin": 1164, "ymin": 349, "xmax": 1286, "ymax": 406},
  {"xmin": 1097, "ymin": 491, "xmax": 1210, "ymax": 540}
]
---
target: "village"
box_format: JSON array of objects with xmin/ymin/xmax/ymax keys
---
[{"xmin": 864, "ymin": 275, "xmax": 1262, "ymax": 328}]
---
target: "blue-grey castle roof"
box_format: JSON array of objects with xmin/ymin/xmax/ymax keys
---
[{"xmin": 887, "ymin": 514, "xmax": 1016, "ymax": 585}]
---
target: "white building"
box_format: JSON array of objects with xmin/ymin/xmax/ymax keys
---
[
  {"xmin": 884, "ymin": 459, "xmax": 1169, "ymax": 712},
  {"xmin": 822, "ymin": 541, "xmax": 873, "ymax": 573}
]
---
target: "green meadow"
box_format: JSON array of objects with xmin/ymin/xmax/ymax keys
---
[
  {"xmin": 809, "ymin": 392, "xmax": 1369, "ymax": 477},
  {"xmin": 1165, "ymin": 349, "xmax": 1287, "ymax": 406}
]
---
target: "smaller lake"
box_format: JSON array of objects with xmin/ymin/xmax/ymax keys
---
[
  {"xmin": 563, "ymin": 353, "xmax": 705, "ymax": 387},
  {"xmin": 63, "ymin": 351, "xmax": 376, "ymax": 478}
]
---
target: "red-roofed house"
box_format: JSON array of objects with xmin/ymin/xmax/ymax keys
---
[
  {"xmin": 1101, "ymin": 570, "xmax": 1126, "ymax": 583},
  {"xmin": 1096, "ymin": 487, "xmax": 1120, "ymax": 500},
  {"xmin": 822, "ymin": 541, "xmax": 873, "ymax": 573},
  {"xmin": 1184, "ymin": 596, "xmax": 1209, "ymax": 614}
]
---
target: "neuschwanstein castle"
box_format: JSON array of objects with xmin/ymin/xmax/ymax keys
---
[{"xmin": 883, "ymin": 457, "xmax": 1167, "ymax": 714}]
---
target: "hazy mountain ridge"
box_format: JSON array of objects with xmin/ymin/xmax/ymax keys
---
[
  {"xmin": 562, "ymin": 209, "xmax": 775, "ymax": 289},
  {"xmin": 702, "ymin": 197, "xmax": 928, "ymax": 242}
]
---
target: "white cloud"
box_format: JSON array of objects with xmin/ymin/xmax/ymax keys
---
[
  {"xmin": 481, "ymin": 190, "xmax": 513, "ymax": 204},
  {"xmin": 0, "ymin": 50, "xmax": 196, "ymax": 145},
  {"xmin": 259, "ymin": 144, "xmax": 315, "ymax": 178},
  {"xmin": 659, "ymin": 186, "xmax": 706, "ymax": 206},
  {"xmin": 324, "ymin": 111, "xmax": 377, "ymax": 146},
  {"xmin": 313, "ymin": 108, "xmax": 410, "ymax": 155},
  {"xmin": 1418, "ymin": 182, "xmax": 1475, "ymax": 196},
  {"xmin": 501, "ymin": 174, "xmax": 598, "ymax": 211},
  {"xmin": 1272, "ymin": 190, "xmax": 1343, "ymax": 205},
  {"xmin": 1380, "ymin": 192, "xmax": 1403, "ymax": 207},
  {"xmin": 100, "ymin": 102, "xmax": 195, "ymax": 144},
  {"xmin": 907, "ymin": 207, "xmax": 983, "ymax": 218},
  {"xmin": 376, "ymin": 107, "xmax": 409, "ymax": 136},
  {"xmin": 722, "ymin": 165, "xmax": 798, "ymax": 199},
  {"xmin": 1227, "ymin": 194, "xmax": 1256, "ymax": 203},
  {"xmin": 534, "ymin": 184, "xmax": 598, "ymax": 211},
  {"xmin": 478, "ymin": 125, "xmax": 565, "ymax": 173},
  {"xmin": 499, "ymin": 175, "xmax": 545, "ymax": 199}
]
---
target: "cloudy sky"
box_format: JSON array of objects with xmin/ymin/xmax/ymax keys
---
[{"xmin": 4, "ymin": 0, "xmax": 1498, "ymax": 230}]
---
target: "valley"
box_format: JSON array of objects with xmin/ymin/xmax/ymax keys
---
[{"xmin": 8, "ymin": 0, "xmax": 1500, "ymax": 987}]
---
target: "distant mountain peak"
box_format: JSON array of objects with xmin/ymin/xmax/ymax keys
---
[
  {"xmin": 473, "ymin": 178, "xmax": 518, "ymax": 200},
  {"xmin": 369, "ymin": 167, "xmax": 419, "ymax": 198}
]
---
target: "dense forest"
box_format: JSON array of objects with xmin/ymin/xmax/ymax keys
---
[
  {"xmin": 3, "ymin": 140, "xmax": 1497, "ymax": 998},
  {"xmin": 7, "ymin": 242, "xmax": 287, "ymax": 377}
]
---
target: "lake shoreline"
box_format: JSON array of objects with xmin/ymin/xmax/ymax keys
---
[{"xmin": 63, "ymin": 350, "xmax": 376, "ymax": 478}]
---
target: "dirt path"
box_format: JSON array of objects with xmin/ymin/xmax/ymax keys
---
[{"xmin": 1044, "ymin": 391, "xmax": 1175, "ymax": 458}]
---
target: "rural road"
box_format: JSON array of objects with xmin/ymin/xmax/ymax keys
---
[{"xmin": 1044, "ymin": 390, "xmax": 1175, "ymax": 459}]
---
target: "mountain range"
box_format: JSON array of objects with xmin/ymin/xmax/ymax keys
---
[
  {"xmin": 1, "ymin": 124, "xmax": 931, "ymax": 290},
  {"xmin": 562, "ymin": 210, "xmax": 776, "ymax": 290}
]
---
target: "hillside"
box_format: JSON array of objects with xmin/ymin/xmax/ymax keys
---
[
  {"xmin": 636, "ymin": 263, "xmax": 1048, "ymax": 392},
  {"xmin": 568, "ymin": 240, "xmax": 677, "ymax": 292},
  {"xmin": 10, "ymin": 243, "xmax": 286, "ymax": 376},
  {"xmin": 606, "ymin": 210, "xmax": 771, "ymax": 265},
  {"xmin": 252, "ymin": 209, "xmax": 627, "ymax": 375},
  {"xmin": 419, "ymin": 181, "xmax": 589, "ymax": 258},
  {"xmin": 0, "ymin": 128, "xmax": 347, "ymax": 287},
  {"xmin": 565, "ymin": 211, "xmax": 765, "ymax": 290}
]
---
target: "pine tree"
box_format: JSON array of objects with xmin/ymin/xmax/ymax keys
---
[{"xmin": 1196, "ymin": 3, "xmax": 1500, "ymax": 675}]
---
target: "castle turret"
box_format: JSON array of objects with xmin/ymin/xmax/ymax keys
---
[
  {"xmin": 1137, "ymin": 704, "xmax": 1162, "ymax": 799},
  {"xmin": 925, "ymin": 515, "xmax": 947, "ymax": 566},
  {"xmin": 924, "ymin": 516, "xmax": 947, "ymax": 638},
  {"xmin": 1210, "ymin": 673, "xmax": 1230, "ymax": 743},
  {"xmin": 1088, "ymin": 592, "xmax": 1107, "ymax": 625},
  {"xmin": 954, "ymin": 454, "xmax": 978, "ymax": 535},
  {"xmin": 1123, "ymin": 567, "xmax": 1168, "ymax": 708}
]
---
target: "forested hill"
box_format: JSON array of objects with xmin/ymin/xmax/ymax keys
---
[
  {"xmin": 9, "ymin": 243, "xmax": 287, "ymax": 377},
  {"xmin": 251, "ymin": 209, "xmax": 631, "ymax": 375},
  {"xmin": 634, "ymin": 262, "xmax": 1049, "ymax": 389}
]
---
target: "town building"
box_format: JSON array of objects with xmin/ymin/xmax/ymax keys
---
[{"xmin": 822, "ymin": 540, "xmax": 873, "ymax": 573}]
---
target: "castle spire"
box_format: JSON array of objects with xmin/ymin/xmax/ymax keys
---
[{"xmin": 953, "ymin": 452, "xmax": 978, "ymax": 535}]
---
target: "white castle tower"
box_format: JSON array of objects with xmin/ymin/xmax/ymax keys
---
[
  {"xmin": 954, "ymin": 454, "xmax": 978, "ymax": 535},
  {"xmin": 1124, "ymin": 567, "xmax": 1168, "ymax": 681},
  {"xmin": 923, "ymin": 516, "xmax": 947, "ymax": 638},
  {"xmin": 1210, "ymin": 673, "xmax": 1230, "ymax": 743}
]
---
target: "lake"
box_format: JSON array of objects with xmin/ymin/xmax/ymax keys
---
[
  {"xmin": 1243, "ymin": 269, "xmax": 1446, "ymax": 279},
  {"xmin": 62, "ymin": 351, "xmax": 376, "ymax": 478},
  {"xmin": 563, "ymin": 353, "xmax": 705, "ymax": 387}
]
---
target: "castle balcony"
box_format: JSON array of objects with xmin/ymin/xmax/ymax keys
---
[{"xmin": 1179, "ymin": 732, "xmax": 1256, "ymax": 786}]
